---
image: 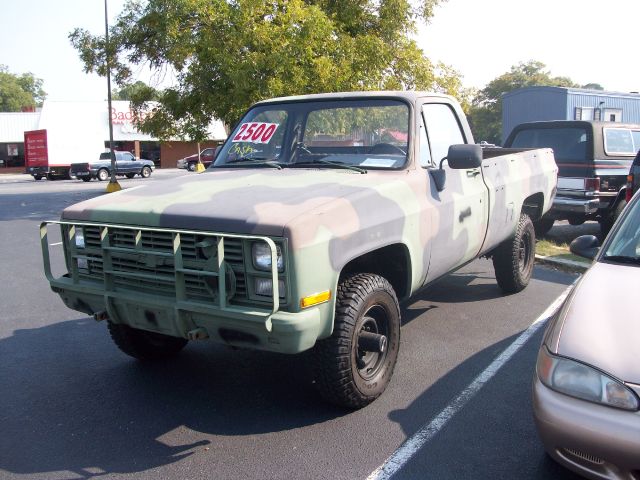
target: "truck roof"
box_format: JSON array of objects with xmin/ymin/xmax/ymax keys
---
[{"xmin": 254, "ymin": 91, "xmax": 455, "ymax": 105}]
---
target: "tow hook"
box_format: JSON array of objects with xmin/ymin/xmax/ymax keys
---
[
  {"xmin": 358, "ymin": 331, "xmax": 387, "ymax": 353},
  {"xmin": 93, "ymin": 311, "xmax": 108, "ymax": 322}
]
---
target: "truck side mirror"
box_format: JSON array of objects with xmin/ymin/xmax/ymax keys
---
[
  {"xmin": 570, "ymin": 235, "xmax": 600, "ymax": 260},
  {"xmin": 445, "ymin": 144, "xmax": 483, "ymax": 170}
]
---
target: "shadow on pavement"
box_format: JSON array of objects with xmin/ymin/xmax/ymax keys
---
[
  {"xmin": 0, "ymin": 318, "xmax": 344, "ymax": 478},
  {"xmin": 385, "ymin": 329, "xmax": 583, "ymax": 480}
]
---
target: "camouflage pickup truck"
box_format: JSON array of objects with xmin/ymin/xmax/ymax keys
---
[{"xmin": 41, "ymin": 92, "xmax": 557, "ymax": 408}]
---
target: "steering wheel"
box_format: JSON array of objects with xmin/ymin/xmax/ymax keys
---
[{"xmin": 369, "ymin": 143, "xmax": 406, "ymax": 155}]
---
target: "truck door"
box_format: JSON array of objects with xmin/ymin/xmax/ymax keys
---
[
  {"xmin": 116, "ymin": 152, "xmax": 136, "ymax": 174},
  {"xmin": 421, "ymin": 103, "xmax": 489, "ymax": 284}
]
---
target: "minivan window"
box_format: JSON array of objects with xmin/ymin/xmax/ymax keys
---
[
  {"xmin": 510, "ymin": 128, "xmax": 588, "ymax": 161},
  {"xmin": 604, "ymin": 128, "xmax": 636, "ymax": 155}
]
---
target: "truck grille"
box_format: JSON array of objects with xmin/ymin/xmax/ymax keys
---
[{"xmin": 77, "ymin": 225, "xmax": 247, "ymax": 305}]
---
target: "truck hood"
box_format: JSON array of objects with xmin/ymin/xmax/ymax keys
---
[
  {"xmin": 61, "ymin": 168, "xmax": 396, "ymax": 237},
  {"xmin": 551, "ymin": 262, "xmax": 640, "ymax": 384}
]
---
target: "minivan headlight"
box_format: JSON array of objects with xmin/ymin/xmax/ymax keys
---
[
  {"xmin": 537, "ymin": 346, "xmax": 639, "ymax": 411},
  {"xmin": 252, "ymin": 242, "xmax": 283, "ymax": 271}
]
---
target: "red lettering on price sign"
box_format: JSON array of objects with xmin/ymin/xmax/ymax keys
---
[{"xmin": 232, "ymin": 122, "xmax": 279, "ymax": 144}]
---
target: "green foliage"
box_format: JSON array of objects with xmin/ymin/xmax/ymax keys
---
[
  {"xmin": 112, "ymin": 80, "xmax": 159, "ymax": 101},
  {"xmin": 0, "ymin": 65, "xmax": 46, "ymax": 111},
  {"xmin": 69, "ymin": 0, "xmax": 461, "ymax": 141},
  {"xmin": 581, "ymin": 82, "xmax": 604, "ymax": 91},
  {"xmin": 468, "ymin": 60, "xmax": 578, "ymax": 144}
]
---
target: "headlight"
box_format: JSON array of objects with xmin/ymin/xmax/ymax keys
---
[
  {"xmin": 75, "ymin": 229, "xmax": 85, "ymax": 249},
  {"xmin": 254, "ymin": 278, "xmax": 285, "ymax": 298},
  {"xmin": 252, "ymin": 242, "xmax": 283, "ymax": 271},
  {"xmin": 537, "ymin": 346, "xmax": 639, "ymax": 411}
]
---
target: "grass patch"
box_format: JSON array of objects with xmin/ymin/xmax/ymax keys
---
[{"xmin": 536, "ymin": 239, "xmax": 590, "ymax": 264}]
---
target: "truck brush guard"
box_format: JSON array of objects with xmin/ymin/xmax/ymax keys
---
[{"xmin": 40, "ymin": 221, "xmax": 283, "ymax": 332}]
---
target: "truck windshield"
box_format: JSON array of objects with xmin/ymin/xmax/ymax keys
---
[{"xmin": 213, "ymin": 99, "xmax": 410, "ymax": 170}]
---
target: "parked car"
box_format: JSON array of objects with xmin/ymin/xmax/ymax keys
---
[
  {"xmin": 626, "ymin": 149, "xmax": 640, "ymax": 202},
  {"xmin": 71, "ymin": 151, "xmax": 155, "ymax": 181},
  {"xmin": 176, "ymin": 147, "xmax": 219, "ymax": 171},
  {"xmin": 504, "ymin": 121, "xmax": 640, "ymax": 236},
  {"xmin": 532, "ymin": 189, "xmax": 640, "ymax": 479}
]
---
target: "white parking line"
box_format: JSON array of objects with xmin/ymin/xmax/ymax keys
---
[
  {"xmin": 49, "ymin": 242, "xmax": 63, "ymax": 246},
  {"xmin": 366, "ymin": 284, "xmax": 575, "ymax": 480}
]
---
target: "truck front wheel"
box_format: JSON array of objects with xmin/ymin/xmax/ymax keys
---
[
  {"xmin": 493, "ymin": 213, "xmax": 535, "ymax": 294},
  {"xmin": 107, "ymin": 321, "xmax": 188, "ymax": 361},
  {"xmin": 312, "ymin": 273, "xmax": 400, "ymax": 409}
]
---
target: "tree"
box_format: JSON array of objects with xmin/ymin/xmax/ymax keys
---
[
  {"xmin": 468, "ymin": 61, "xmax": 577, "ymax": 144},
  {"xmin": 112, "ymin": 80, "xmax": 159, "ymax": 101},
  {"xmin": 0, "ymin": 65, "xmax": 46, "ymax": 112},
  {"xmin": 69, "ymin": 0, "xmax": 465, "ymax": 140},
  {"xmin": 581, "ymin": 83, "xmax": 604, "ymax": 91}
]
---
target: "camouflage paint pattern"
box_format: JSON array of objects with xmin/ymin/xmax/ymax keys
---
[{"xmin": 43, "ymin": 92, "xmax": 558, "ymax": 353}]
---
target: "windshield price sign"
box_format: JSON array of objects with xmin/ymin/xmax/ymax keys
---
[{"xmin": 232, "ymin": 122, "xmax": 279, "ymax": 144}]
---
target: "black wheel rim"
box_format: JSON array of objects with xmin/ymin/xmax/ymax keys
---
[
  {"xmin": 518, "ymin": 229, "xmax": 533, "ymax": 275},
  {"xmin": 355, "ymin": 304, "xmax": 389, "ymax": 381}
]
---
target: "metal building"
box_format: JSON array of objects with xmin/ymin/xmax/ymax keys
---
[{"xmin": 502, "ymin": 86, "xmax": 640, "ymax": 144}]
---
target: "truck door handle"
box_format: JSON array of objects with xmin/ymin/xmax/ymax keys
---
[{"xmin": 467, "ymin": 169, "xmax": 481, "ymax": 178}]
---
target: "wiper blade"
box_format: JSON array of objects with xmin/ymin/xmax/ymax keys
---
[
  {"xmin": 291, "ymin": 159, "xmax": 367, "ymax": 174},
  {"xmin": 215, "ymin": 157, "xmax": 283, "ymax": 169},
  {"xmin": 602, "ymin": 255, "xmax": 640, "ymax": 265}
]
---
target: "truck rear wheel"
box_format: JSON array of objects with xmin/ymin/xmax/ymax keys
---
[
  {"xmin": 97, "ymin": 168, "xmax": 109, "ymax": 181},
  {"xmin": 107, "ymin": 321, "xmax": 188, "ymax": 361},
  {"xmin": 493, "ymin": 213, "xmax": 535, "ymax": 294},
  {"xmin": 312, "ymin": 273, "xmax": 400, "ymax": 409}
]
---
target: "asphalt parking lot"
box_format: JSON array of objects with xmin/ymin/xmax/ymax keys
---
[{"xmin": 0, "ymin": 171, "xmax": 585, "ymax": 480}]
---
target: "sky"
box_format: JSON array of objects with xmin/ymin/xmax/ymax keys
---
[{"xmin": 1, "ymin": 0, "xmax": 639, "ymax": 102}]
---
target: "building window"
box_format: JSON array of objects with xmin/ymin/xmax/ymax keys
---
[{"xmin": 604, "ymin": 108, "xmax": 623, "ymax": 122}]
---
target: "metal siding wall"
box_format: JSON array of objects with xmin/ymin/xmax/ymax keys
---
[
  {"xmin": 501, "ymin": 89, "xmax": 567, "ymax": 143},
  {"xmin": 566, "ymin": 92, "xmax": 640, "ymax": 123}
]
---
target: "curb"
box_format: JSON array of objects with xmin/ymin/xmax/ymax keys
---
[{"xmin": 535, "ymin": 254, "xmax": 590, "ymax": 273}]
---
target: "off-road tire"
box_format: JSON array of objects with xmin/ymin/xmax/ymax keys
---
[
  {"xmin": 312, "ymin": 273, "xmax": 401, "ymax": 409},
  {"xmin": 107, "ymin": 321, "xmax": 188, "ymax": 361},
  {"xmin": 533, "ymin": 217, "xmax": 554, "ymax": 237},
  {"xmin": 599, "ymin": 199, "xmax": 626, "ymax": 237},
  {"xmin": 187, "ymin": 162, "xmax": 196, "ymax": 172},
  {"xmin": 125, "ymin": 173, "xmax": 135, "ymax": 179},
  {"xmin": 97, "ymin": 168, "xmax": 109, "ymax": 181},
  {"xmin": 493, "ymin": 213, "xmax": 535, "ymax": 294},
  {"xmin": 140, "ymin": 166, "xmax": 152, "ymax": 178}
]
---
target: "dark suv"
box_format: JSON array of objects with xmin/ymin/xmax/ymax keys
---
[{"xmin": 504, "ymin": 121, "xmax": 640, "ymax": 235}]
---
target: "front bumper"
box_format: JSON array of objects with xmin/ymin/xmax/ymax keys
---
[
  {"xmin": 532, "ymin": 376, "xmax": 640, "ymax": 480},
  {"xmin": 51, "ymin": 276, "xmax": 323, "ymax": 354},
  {"xmin": 176, "ymin": 159, "xmax": 187, "ymax": 169}
]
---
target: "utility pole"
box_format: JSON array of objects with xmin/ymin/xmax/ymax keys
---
[{"xmin": 104, "ymin": 0, "xmax": 121, "ymax": 192}]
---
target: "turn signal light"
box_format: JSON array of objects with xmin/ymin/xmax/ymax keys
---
[{"xmin": 300, "ymin": 290, "xmax": 331, "ymax": 309}]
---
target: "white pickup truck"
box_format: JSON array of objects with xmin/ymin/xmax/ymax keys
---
[{"xmin": 41, "ymin": 92, "xmax": 558, "ymax": 408}]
